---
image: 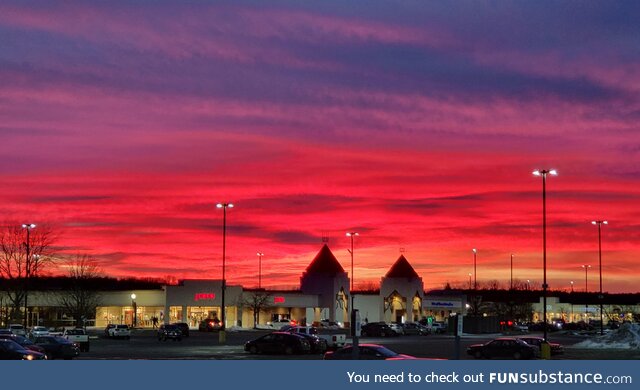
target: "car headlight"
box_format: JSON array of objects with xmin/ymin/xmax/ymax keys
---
[{"xmin": 23, "ymin": 354, "xmax": 34, "ymax": 360}]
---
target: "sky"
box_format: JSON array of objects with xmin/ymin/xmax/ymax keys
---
[{"xmin": 1, "ymin": 1, "xmax": 639, "ymax": 292}]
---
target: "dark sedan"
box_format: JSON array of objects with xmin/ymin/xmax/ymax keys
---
[
  {"xmin": 157, "ymin": 324, "xmax": 182, "ymax": 341},
  {"xmin": 244, "ymin": 332, "xmax": 310, "ymax": 355},
  {"xmin": 324, "ymin": 344, "xmax": 417, "ymax": 360},
  {"xmin": 171, "ymin": 322, "xmax": 190, "ymax": 337},
  {"xmin": 34, "ymin": 336, "xmax": 80, "ymax": 360},
  {"xmin": 517, "ymin": 337, "xmax": 564, "ymax": 355},
  {"xmin": 361, "ymin": 322, "xmax": 398, "ymax": 337},
  {"xmin": 467, "ymin": 338, "xmax": 536, "ymax": 360},
  {"xmin": 0, "ymin": 334, "xmax": 46, "ymax": 354},
  {"xmin": 293, "ymin": 332, "xmax": 327, "ymax": 354},
  {"xmin": 0, "ymin": 339, "xmax": 47, "ymax": 360}
]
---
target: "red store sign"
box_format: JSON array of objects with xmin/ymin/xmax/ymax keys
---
[
  {"xmin": 194, "ymin": 293, "xmax": 215, "ymax": 301},
  {"xmin": 274, "ymin": 296, "xmax": 285, "ymax": 304}
]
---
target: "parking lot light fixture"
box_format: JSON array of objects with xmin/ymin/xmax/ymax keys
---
[
  {"xmin": 216, "ymin": 202, "xmax": 233, "ymax": 343},
  {"xmin": 592, "ymin": 220, "xmax": 607, "ymax": 335},
  {"xmin": 532, "ymin": 168, "xmax": 557, "ymax": 342},
  {"xmin": 21, "ymin": 223, "xmax": 36, "ymax": 328}
]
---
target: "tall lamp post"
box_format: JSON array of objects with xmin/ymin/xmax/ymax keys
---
[
  {"xmin": 346, "ymin": 231, "xmax": 359, "ymax": 358},
  {"xmin": 592, "ymin": 220, "xmax": 607, "ymax": 335},
  {"xmin": 21, "ymin": 223, "xmax": 36, "ymax": 328},
  {"xmin": 130, "ymin": 293, "xmax": 137, "ymax": 327},
  {"xmin": 533, "ymin": 168, "xmax": 557, "ymax": 342},
  {"xmin": 468, "ymin": 273, "xmax": 472, "ymax": 290},
  {"xmin": 472, "ymin": 248, "xmax": 477, "ymax": 290},
  {"xmin": 216, "ymin": 202, "xmax": 233, "ymax": 343},
  {"xmin": 582, "ymin": 264, "xmax": 591, "ymax": 320},
  {"xmin": 257, "ymin": 252, "xmax": 264, "ymax": 289},
  {"xmin": 570, "ymin": 280, "xmax": 574, "ymax": 293}
]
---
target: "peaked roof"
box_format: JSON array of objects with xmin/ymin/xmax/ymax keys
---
[
  {"xmin": 305, "ymin": 244, "xmax": 345, "ymax": 275},
  {"xmin": 385, "ymin": 255, "xmax": 420, "ymax": 279}
]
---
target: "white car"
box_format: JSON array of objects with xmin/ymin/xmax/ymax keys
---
[
  {"xmin": 386, "ymin": 323, "xmax": 404, "ymax": 335},
  {"xmin": 268, "ymin": 319, "xmax": 295, "ymax": 330},
  {"xmin": 9, "ymin": 324, "xmax": 26, "ymax": 336},
  {"xmin": 108, "ymin": 324, "xmax": 131, "ymax": 339},
  {"xmin": 29, "ymin": 326, "xmax": 50, "ymax": 338}
]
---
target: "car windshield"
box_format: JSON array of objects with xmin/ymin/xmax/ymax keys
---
[
  {"xmin": 10, "ymin": 325, "xmax": 24, "ymax": 330},
  {"xmin": 116, "ymin": 325, "xmax": 128, "ymax": 329},
  {"xmin": 369, "ymin": 346, "xmax": 399, "ymax": 358},
  {"xmin": 7, "ymin": 335, "xmax": 33, "ymax": 345},
  {"xmin": 1, "ymin": 340, "xmax": 24, "ymax": 352},
  {"xmin": 66, "ymin": 329, "xmax": 84, "ymax": 335}
]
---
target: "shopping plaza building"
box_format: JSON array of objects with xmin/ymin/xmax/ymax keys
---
[{"xmin": 2, "ymin": 244, "xmax": 638, "ymax": 329}]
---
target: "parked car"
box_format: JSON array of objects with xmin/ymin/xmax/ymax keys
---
[
  {"xmin": 517, "ymin": 337, "xmax": 564, "ymax": 355},
  {"xmin": 283, "ymin": 326, "xmax": 346, "ymax": 349},
  {"xmin": 199, "ymin": 318, "xmax": 221, "ymax": 332},
  {"xmin": 33, "ymin": 336, "xmax": 80, "ymax": 360},
  {"xmin": 64, "ymin": 328, "xmax": 90, "ymax": 352},
  {"xmin": 361, "ymin": 322, "xmax": 398, "ymax": 337},
  {"xmin": 158, "ymin": 324, "xmax": 183, "ymax": 341},
  {"xmin": 292, "ymin": 332, "xmax": 327, "ymax": 354},
  {"xmin": 467, "ymin": 338, "xmax": 536, "ymax": 360},
  {"xmin": 29, "ymin": 326, "xmax": 50, "ymax": 338},
  {"xmin": 324, "ymin": 344, "xmax": 417, "ymax": 360},
  {"xmin": 104, "ymin": 324, "xmax": 115, "ymax": 337},
  {"xmin": 244, "ymin": 332, "xmax": 310, "ymax": 355},
  {"xmin": 387, "ymin": 323, "xmax": 404, "ymax": 335},
  {"xmin": 9, "ymin": 324, "xmax": 26, "ymax": 336},
  {"xmin": 268, "ymin": 318, "xmax": 296, "ymax": 329},
  {"xmin": 401, "ymin": 322, "xmax": 429, "ymax": 335},
  {"xmin": 172, "ymin": 322, "xmax": 190, "ymax": 337},
  {"xmin": 107, "ymin": 324, "xmax": 131, "ymax": 339},
  {"xmin": 0, "ymin": 334, "xmax": 46, "ymax": 354},
  {"xmin": 319, "ymin": 319, "xmax": 342, "ymax": 329},
  {"xmin": 0, "ymin": 339, "xmax": 47, "ymax": 360}
]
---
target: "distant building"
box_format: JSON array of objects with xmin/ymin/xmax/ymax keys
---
[{"xmin": 2, "ymin": 243, "xmax": 638, "ymax": 329}]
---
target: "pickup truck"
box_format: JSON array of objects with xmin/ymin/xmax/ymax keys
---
[
  {"xmin": 63, "ymin": 328, "xmax": 90, "ymax": 352},
  {"xmin": 285, "ymin": 326, "xmax": 346, "ymax": 349}
]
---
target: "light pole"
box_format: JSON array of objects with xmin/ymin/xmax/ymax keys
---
[
  {"xmin": 510, "ymin": 253, "xmax": 514, "ymax": 290},
  {"xmin": 533, "ymin": 168, "xmax": 557, "ymax": 342},
  {"xmin": 216, "ymin": 202, "xmax": 233, "ymax": 343},
  {"xmin": 582, "ymin": 264, "xmax": 591, "ymax": 320},
  {"xmin": 592, "ymin": 220, "xmax": 607, "ymax": 335},
  {"xmin": 570, "ymin": 280, "xmax": 574, "ymax": 293},
  {"xmin": 468, "ymin": 273, "xmax": 472, "ymax": 290},
  {"xmin": 346, "ymin": 231, "xmax": 359, "ymax": 358},
  {"xmin": 582, "ymin": 264, "xmax": 590, "ymax": 292},
  {"xmin": 527, "ymin": 279, "xmax": 530, "ymax": 291},
  {"xmin": 256, "ymin": 252, "xmax": 264, "ymax": 289},
  {"xmin": 21, "ymin": 223, "xmax": 36, "ymax": 328},
  {"xmin": 130, "ymin": 293, "xmax": 137, "ymax": 328},
  {"xmin": 472, "ymin": 248, "xmax": 477, "ymax": 290}
]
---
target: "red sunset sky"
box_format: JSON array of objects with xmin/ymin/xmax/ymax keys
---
[{"xmin": 1, "ymin": 1, "xmax": 639, "ymax": 292}]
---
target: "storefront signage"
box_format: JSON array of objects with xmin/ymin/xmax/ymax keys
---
[
  {"xmin": 429, "ymin": 301, "xmax": 455, "ymax": 307},
  {"xmin": 274, "ymin": 296, "xmax": 285, "ymax": 304},
  {"xmin": 194, "ymin": 293, "xmax": 215, "ymax": 301}
]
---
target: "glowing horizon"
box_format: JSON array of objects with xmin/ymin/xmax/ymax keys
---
[{"xmin": 1, "ymin": 2, "xmax": 638, "ymax": 292}]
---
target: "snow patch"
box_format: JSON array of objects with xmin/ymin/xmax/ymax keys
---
[{"xmin": 574, "ymin": 323, "xmax": 640, "ymax": 349}]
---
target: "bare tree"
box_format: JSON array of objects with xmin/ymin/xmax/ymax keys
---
[
  {"xmin": 240, "ymin": 291, "xmax": 272, "ymax": 328},
  {"xmin": 57, "ymin": 254, "xmax": 102, "ymax": 328},
  {"xmin": 0, "ymin": 223, "xmax": 55, "ymax": 324}
]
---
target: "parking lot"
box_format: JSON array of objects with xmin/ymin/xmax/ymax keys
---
[{"xmin": 74, "ymin": 328, "xmax": 640, "ymax": 360}]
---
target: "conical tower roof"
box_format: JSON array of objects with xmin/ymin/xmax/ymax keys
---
[
  {"xmin": 305, "ymin": 244, "xmax": 345, "ymax": 275},
  {"xmin": 385, "ymin": 255, "xmax": 420, "ymax": 279}
]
